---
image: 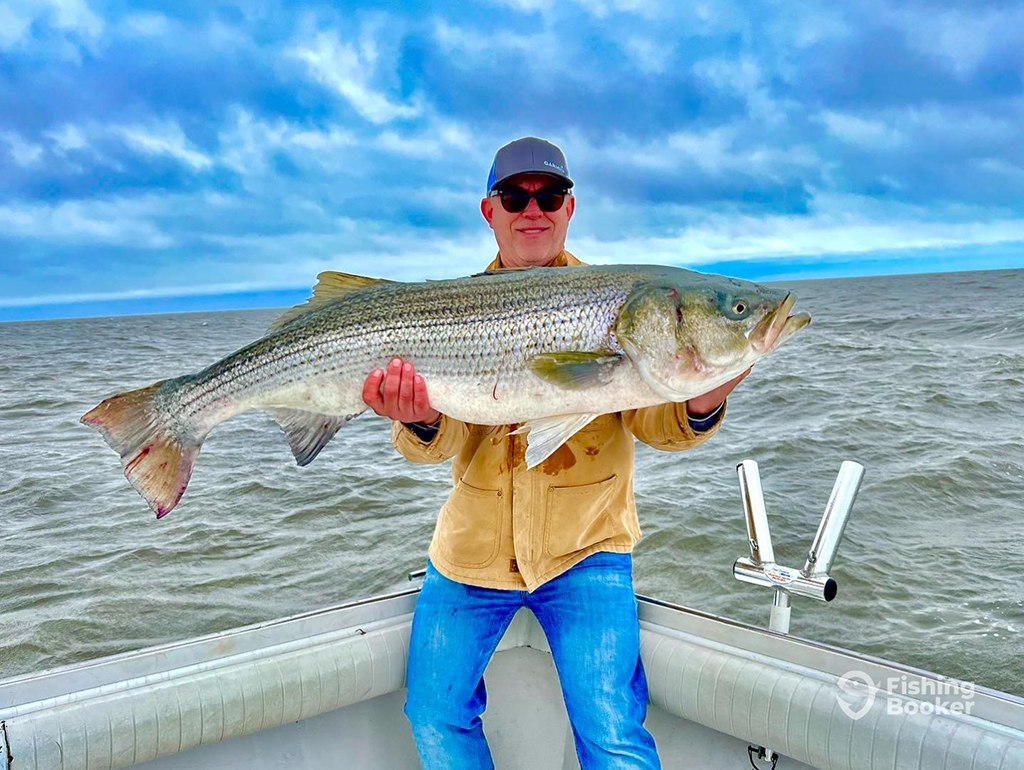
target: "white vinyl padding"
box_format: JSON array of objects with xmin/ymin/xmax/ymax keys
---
[
  {"xmin": 2, "ymin": 606, "xmax": 1022, "ymax": 770},
  {"xmin": 1, "ymin": 623, "xmax": 410, "ymax": 770},
  {"xmin": 640, "ymin": 627, "xmax": 1024, "ymax": 770}
]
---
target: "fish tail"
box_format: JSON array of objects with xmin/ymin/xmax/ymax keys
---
[{"xmin": 81, "ymin": 380, "xmax": 201, "ymax": 519}]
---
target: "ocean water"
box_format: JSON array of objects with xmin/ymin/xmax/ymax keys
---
[{"xmin": 1, "ymin": 268, "xmax": 1022, "ymax": 698}]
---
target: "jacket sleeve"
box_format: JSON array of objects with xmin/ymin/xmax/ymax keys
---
[
  {"xmin": 390, "ymin": 414, "xmax": 470, "ymax": 464},
  {"xmin": 621, "ymin": 399, "xmax": 726, "ymax": 452}
]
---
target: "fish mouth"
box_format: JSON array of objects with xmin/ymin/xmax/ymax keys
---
[{"xmin": 750, "ymin": 293, "xmax": 811, "ymax": 353}]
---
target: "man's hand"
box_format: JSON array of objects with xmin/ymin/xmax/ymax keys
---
[
  {"xmin": 362, "ymin": 357, "xmax": 442, "ymax": 425},
  {"xmin": 686, "ymin": 366, "xmax": 752, "ymax": 418}
]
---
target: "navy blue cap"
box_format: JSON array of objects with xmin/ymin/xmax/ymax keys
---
[{"xmin": 487, "ymin": 137, "xmax": 573, "ymax": 194}]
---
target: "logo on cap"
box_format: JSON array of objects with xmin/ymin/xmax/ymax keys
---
[{"xmin": 543, "ymin": 160, "xmax": 566, "ymax": 173}]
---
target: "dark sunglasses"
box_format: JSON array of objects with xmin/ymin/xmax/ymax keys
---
[{"xmin": 492, "ymin": 185, "xmax": 570, "ymax": 213}]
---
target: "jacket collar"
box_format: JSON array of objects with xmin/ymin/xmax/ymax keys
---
[{"xmin": 484, "ymin": 249, "xmax": 583, "ymax": 271}]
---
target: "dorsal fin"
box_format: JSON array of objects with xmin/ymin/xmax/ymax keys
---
[
  {"xmin": 470, "ymin": 266, "xmax": 538, "ymax": 278},
  {"xmin": 268, "ymin": 271, "xmax": 394, "ymax": 333}
]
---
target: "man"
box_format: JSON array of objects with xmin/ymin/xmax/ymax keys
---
[{"xmin": 362, "ymin": 137, "xmax": 749, "ymax": 768}]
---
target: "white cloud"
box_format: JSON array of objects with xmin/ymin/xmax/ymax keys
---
[
  {"xmin": 375, "ymin": 120, "xmax": 474, "ymax": 158},
  {"xmin": 292, "ymin": 30, "xmax": 422, "ymax": 124},
  {"xmin": 431, "ymin": 18, "xmax": 558, "ymax": 70},
  {"xmin": 891, "ymin": 6, "xmax": 1024, "ymax": 79},
  {"xmin": 481, "ymin": 0, "xmax": 547, "ymax": 13},
  {"xmin": 0, "ymin": 5, "xmax": 35, "ymax": 49},
  {"xmin": 216, "ymin": 109, "xmax": 358, "ymax": 178},
  {"xmin": 214, "ymin": 107, "xmax": 480, "ymax": 179},
  {"xmin": 568, "ymin": 0, "xmax": 664, "ymax": 20},
  {"xmin": 0, "ymin": 198, "xmax": 174, "ymax": 248},
  {"xmin": 0, "ymin": 0, "xmax": 103, "ymax": 50},
  {"xmin": 623, "ymin": 36, "xmax": 670, "ymax": 74},
  {"xmin": 119, "ymin": 12, "xmax": 171, "ymax": 38},
  {"xmin": 1, "ymin": 130, "xmax": 44, "ymax": 166},
  {"xmin": 117, "ymin": 121, "xmax": 213, "ymax": 171},
  {"xmin": 693, "ymin": 55, "xmax": 792, "ymax": 125},
  {"xmin": 0, "ymin": 281, "xmax": 300, "ymax": 308},
  {"xmin": 45, "ymin": 0, "xmax": 101, "ymax": 36},
  {"xmin": 572, "ymin": 191, "xmax": 1024, "ymax": 264},
  {"xmin": 569, "ymin": 128, "xmax": 820, "ymax": 182},
  {"xmin": 819, "ymin": 111, "xmax": 905, "ymax": 148},
  {"xmin": 44, "ymin": 123, "xmax": 87, "ymax": 155}
]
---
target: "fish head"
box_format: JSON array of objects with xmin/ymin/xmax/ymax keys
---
[{"xmin": 615, "ymin": 273, "xmax": 810, "ymax": 400}]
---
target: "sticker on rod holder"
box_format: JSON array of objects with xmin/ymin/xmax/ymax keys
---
[{"xmin": 764, "ymin": 565, "xmax": 797, "ymax": 584}]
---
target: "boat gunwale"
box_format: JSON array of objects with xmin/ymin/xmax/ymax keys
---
[{"xmin": 2, "ymin": 587, "xmax": 1021, "ymax": 729}]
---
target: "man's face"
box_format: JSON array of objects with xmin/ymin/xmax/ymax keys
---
[{"xmin": 480, "ymin": 173, "xmax": 575, "ymax": 268}]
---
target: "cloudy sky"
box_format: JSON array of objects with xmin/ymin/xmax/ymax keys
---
[{"xmin": 2, "ymin": 0, "xmax": 1022, "ymax": 320}]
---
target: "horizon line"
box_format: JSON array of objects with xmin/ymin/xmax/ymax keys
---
[{"xmin": 1, "ymin": 263, "xmax": 1019, "ymax": 325}]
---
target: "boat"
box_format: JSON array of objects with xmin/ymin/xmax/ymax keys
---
[{"xmin": 3, "ymin": 461, "xmax": 1022, "ymax": 769}]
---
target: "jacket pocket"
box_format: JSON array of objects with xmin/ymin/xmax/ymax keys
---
[
  {"xmin": 544, "ymin": 475, "xmax": 618, "ymax": 557},
  {"xmin": 437, "ymin": 480, "xmax": 503, "ymax": 568}
]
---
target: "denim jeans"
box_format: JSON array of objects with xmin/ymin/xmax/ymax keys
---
[{"xmin": 404, "ymin": 551, "xmax": 660, "ymax": 769}]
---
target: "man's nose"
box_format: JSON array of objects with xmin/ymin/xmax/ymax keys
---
[{"xmin": 521, "ymin": 197, "xmax": 543, "ymax": 217}]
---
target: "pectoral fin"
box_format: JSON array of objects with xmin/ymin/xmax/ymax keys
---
[
  {"xmin": 510, "ymin": 413, "xmax": 600, "ymax": 469},
  {"xmin": 268, "ymin": 408, "xmax": 362, "ymax": 466},
  {"xmin": 529, "ymin": 351, "xmax": 624, "ymax": 389}
]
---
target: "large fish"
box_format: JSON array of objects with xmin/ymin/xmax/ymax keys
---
[{"xmin": 82, "ymin": 264, "xmax": 810, "ymax": 518}]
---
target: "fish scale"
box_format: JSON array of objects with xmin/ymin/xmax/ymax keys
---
[{"xmin": 82, "ymin": 264, "xmax": 809, "ymax": 517}]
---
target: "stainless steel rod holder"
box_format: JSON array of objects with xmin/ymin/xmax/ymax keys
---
[
  {"xmin": 734, "ymin": 557, "xmax": 837, "ymax": 602},
  {"xmin": 737, "ymin": 459, "xmax": 774, "ymax": 565},
  {"xmin": 732, "ymin": 459, "xmax": 864, "ymax": 606},
  {"xmin": 804, "ymin": 460, "xmax": 864, "ymax": 577},
  {"xmin": 731, "ymin": 460, "xmax": 863, "ymax": 767}
]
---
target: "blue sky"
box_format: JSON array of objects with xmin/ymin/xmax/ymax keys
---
[{"xmin": 1, "ymin": 0, "xmax": 1022, "ymax": 321}]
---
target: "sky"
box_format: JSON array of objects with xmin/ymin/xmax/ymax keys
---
[{"xmin": 1, "ymin": 0, "xmax": 1022, "ymax": 321}]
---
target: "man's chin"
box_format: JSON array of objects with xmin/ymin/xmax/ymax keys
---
[{"xmin": 512, "ymin": 245, "xmax": 558, "ymax": 266}]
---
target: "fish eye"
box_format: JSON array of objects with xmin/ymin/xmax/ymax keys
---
[{"xmin": 732, "ymin": 300, "xmax": 748, "ymax": 315}]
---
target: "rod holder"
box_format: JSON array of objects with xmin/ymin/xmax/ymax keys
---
[
  {"xmin": 804, "ymin": 461, "xmax": 864, "ymax": 577},
  {"xmin": 733, "ymin": 557, "xmax": 837, "ymax": 602},
  {"xmin": 732, "ymin": 459, "xmax": 864, "ymax": 606},
  {"xmin": 732, "ymin": 459, "xmax": 863, "ymax": 766},
  {"xmin": 737, "ymin": 459, "xmax": 774, "ymax": 565}
]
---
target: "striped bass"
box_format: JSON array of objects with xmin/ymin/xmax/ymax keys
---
[{"xmin": 82, "ymin": 264, "xmax": 810, "ymax": 518}]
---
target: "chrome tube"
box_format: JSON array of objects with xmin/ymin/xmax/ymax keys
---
[
  {"xmin": 736, "ymin": 460, "xmax": 774, "ymax": 565},
  {"xmin": 734, "ymin": 556, "xmax": 838, "ymax": 602},
  {"xmin": 803, "ymin": 461, "xmax": 864, "ymax": 577}
]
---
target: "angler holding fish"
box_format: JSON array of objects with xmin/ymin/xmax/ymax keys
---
[
  {"xmin": 360, "ymin": 138, "xmax": 807, "ymax": 769},
  {"xmin": 82, "ymin": 137, "xmax": 808, "ymax": 768}
]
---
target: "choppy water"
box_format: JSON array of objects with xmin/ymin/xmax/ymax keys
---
[{"xmin": 1, "ymin": 268, "xmax": 1022, "ymax": 698}]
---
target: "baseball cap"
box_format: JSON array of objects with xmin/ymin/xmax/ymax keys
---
[{"xmin": 486, "ymin": 137, "xmax": 573, "ymax": 194}]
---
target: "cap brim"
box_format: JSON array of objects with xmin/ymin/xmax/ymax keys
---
[{"xmin": 490, "ymin": 171, "xmax": 574, "ymax": 191}]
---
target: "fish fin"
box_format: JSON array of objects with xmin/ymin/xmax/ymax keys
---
[
  {"xmin": 510, "ymin": 413, "xmax": 600, "ymax": 469},
  {"xmin": 268, "ymin": 271, "xmax": 395, "ymax": 333},
  {"xmin": 268, "ymin": 408, "xmax": 361, "ymax": 466},
  {"xmin": 529, "ymin": 351, "xmax": 624, "ymax": 389},
  {"xmin": 82, "ymin": 381, "xmax": 201, "ymax": 519},
  {"xmin": 470, "ymin": 267, "xmax": 538, "ymax": 277}
]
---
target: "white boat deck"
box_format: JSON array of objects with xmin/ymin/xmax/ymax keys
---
[{"xmin": 2, "ymin": 589, "xmax": 1022, "ymax": 769}]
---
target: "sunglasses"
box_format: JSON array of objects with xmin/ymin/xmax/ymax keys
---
[{"xmin": 492, "ymin": 185, "xmax": 570, "ymax": 213}]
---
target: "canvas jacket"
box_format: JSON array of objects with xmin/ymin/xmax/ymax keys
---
[{"xmin": 391, "ymin": 250, "xmax": 725, "ymax": 591}]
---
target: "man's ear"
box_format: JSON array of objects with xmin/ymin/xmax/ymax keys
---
[
  {"xmin": 480, "ymin": 197, "xmax": 494, "ymax": 227},
  {"xmin": 565, "ymin": 195, "xmax": 575, "ymax": 221}
]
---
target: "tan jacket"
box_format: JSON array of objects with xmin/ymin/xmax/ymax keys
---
[{"xmin": 391, "ymin": 250, "xmax": 725, "ymax": 591}]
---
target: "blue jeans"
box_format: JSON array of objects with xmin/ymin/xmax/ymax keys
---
[{"xmin": 404, "ymin": 551, "xmax": 660, "ymax": 769}]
